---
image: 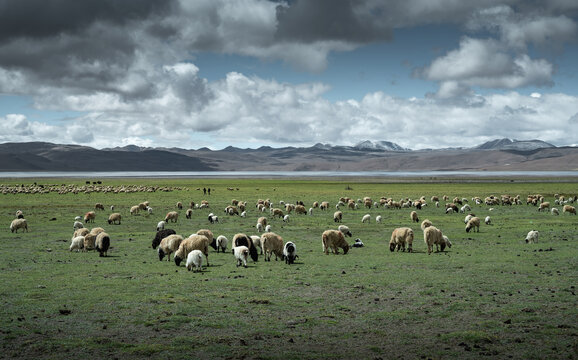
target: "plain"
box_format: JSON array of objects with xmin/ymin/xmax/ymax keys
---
[{"xmin": 0, "ymin": 178, "xmax": 576, "ymax": 359}]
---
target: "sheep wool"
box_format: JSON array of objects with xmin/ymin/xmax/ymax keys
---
[
  {"xmin": 210, "ymin": 235, "xmax": 228, "ymax": 253},
  {"xmin": 361, "ymin": 214, "xmax": 371, "ymax": 223},
  {"xmin": 95, "ymin": 232, "xmax": 111, "ymax": 257},
  {"xmin": 10, "ymin": 218, "xmax": 28, "ymax": 233},
  {"xmin": 152, "ymin": 229, "xmax": 176, "ymax": 249},
  {"xmin": 389, "ymin": 227, "xmax": 414, "ymax": 252},
  {"xmin": 322, "ymin": 229, "xmax": 349, "ymax": 255},
  {"xmin": 174, "ymin": 234, "xmax": 210, "ymax": 267},
  {"xmin": 186, "ymin": 250, "xmax": 204, "ymax": 272},
  {"xmin": 234, "ymin": 246, "xmax": 249, "ymax": 268},
  {"xmin": 465, "ymin": 217, "xmax": 481, "ymax": 233},
  {"xmin": 232, "ymin": 233, "xmax": 259, "ymax": 262},
  {"xmin": 70, "ymin": 236, "xmax": 84, "ymax": 252},
  {"xmin": 158, "ymin": 234, "xmax": 184, "ymax": 262},
  {"xmin": 423, "ymin": 226, "xmax": 444, "ymax": 255},
  {"xmin": 108, "ymin": 213, "xmax": 122, "ymax": 225},
  {"xmin": 261, "ymin": 232, "xmax": 284, "ymax": 261},
  {"xmin": 525, "ymin": 230, "xmax": 539, "ymax": 244}
]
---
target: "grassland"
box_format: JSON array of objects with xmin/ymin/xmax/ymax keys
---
[{"xmin": 0, "ymin": 177, "xmax": 576, "ymax": 359}]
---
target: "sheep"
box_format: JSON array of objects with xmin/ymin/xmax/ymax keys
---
[
  {"xmin": 84, "ymin": 211, "xmax": 96, "ymax": 223},
  {"xmin": 484, "ymin": 215, "xmax": 492, "ymax": 225},
  {"xmin": 165, "ymin": 211, "xmax": 179, "ymax": 223},
  {"xmin": 261, "ymin": 232, "xmax": 284, "ymax": 261},
  {"xmin": 208, "ymin": 214, "xmax": 219, "ymax": 223},
  {"xmin": 375, "ymin": 215, "xmax": 382, "ymax": 224},
  {"xmin": 234, "ymin": 246, "xmax": 249, "ymax": 268},
  {"xmin": 283, "ymin": 241, "xmax": 298, "ymax": 264},
  {"xmin": 389, "ymin": 227, "xmax": 414, "ymax": 252},
  {"xmin": 265, "ymin": 224, "xmax": 272, "ymax": 233},
  {"xmin": 333, "ymin": 211, "xmax": 343, "ymax": 223},
  {"xmin": 130, "ymin": 205, "xmax": 140, "ymax": 216},
  {"xmin": 420, "ymin": 219, "xmax": 432, "ymax": 231},
  {"xmin": 152, "ymin": 228, "xmax": 177, "ymax": 249},
  {"xmin": 10, "ymin": 218, "xmax": 28, "ymax": 233},
  {"xmin": 156, "ymin": 221, "xmax": 166, "ymax": 232},
  {"xmin": 95, "ymin": 232, "xmax": 111, "ymax": 257},
  {"xmin": 250, "ymin": 235, "xmax": 263, "ymax": 255},
  {"xmin": 177, "ymin": 201, "xmax": 183, "ymax": 210},
  {"xmin": 107, "ymin": 213, "xmax": 122, "ymax": 225},
  {"xmin": 73, "ymin": 227, "xmax": 89, "ymax": 238},
  {"xmin": 551, "ymin": 208, "xmax": 559, "ymax": 216},
  {"xmin": 563, "ymin": 205, "xmax": 576, "ymax": 215},
  {"xmin": 441, "ymin": 235, "xmax": 452, "ymax": 251},
  {"xmin": 210, "ymin": 235, "xmax": 228, "ymax": 253},
  {"xmin": 464, "ymin": 214, "xmax": 475, "ymax": 224},
  {"xmin": 538, "ymin": 202, "xmax": 550, "ymax": 212},
  {"xmin": 69, "ymin": 236, "xmax": 84, "ymax": 252},
  {"xmin": 186, "ymin": 249, "xmax": 204, "ymax": 272},
  {"xmin": 186, "ymin": 209, "xmax": 193, "ymax": 219},
  {"xmin": 271, "ymin": 208, "xmax": 284, "ymax": 218},
  {"xmin": 423, "ymin": 226, "xmax": 444, "ymax": 254},
  {"xmin": 232, "ymin": 233, "xmax": 258, "ymax": 262},
  {"xmin": 338, "ymin": 225, "xmax": 352, "ymax": 237},
  {"xmin": 174, "ymin": 234, "xmax": 210, "ymax": 267},
  {"xmin": 83, "ymin": 233, "xmax": 97, "ymax": 250},
  {"xmin": 110, "ymin": 205, "xmax": 115, "ymax": 212},
  {"xmin": 525, "ymin": 230, "xmax": 539, "ymax": 243},
  {"xmin": 361, "ymin": 214, "xmax": 371, "ymax": 223},
  {"xmin": 465, "ymin": 217, "xmax": 481, "ymax": 233},
  {"xmin": 196, "ymin": 229, "xmax": 214, "ymax": 247},
  {"xmin": 410, "ymin": 211, "xmax": 419, "ymax": 223},
  {"xmin": 95, "ymin": 203, "xmax": 105, "ymax": 211},
  {"xmin": 460, "ymin": 204, "xmax": 471, "ymax": 213},
  {"xmin": 15, "ymin": 210, "xmax": 24, "ymax": 219},
  {"xmin": 283, "ymin": 214, "xmax": 290, "ymax": 223},
  {"xmin": 73, "ymin": 221, "xmax": 84, "ymax": 231},
  {"xmin": 295, "ymin": 205, "xmax": 307, "ymax": 215},
  {"xmin": 256, "ymin": 222, "xmax": 264, "ymax": 233},
  {"xmin": 308, "ymin": 207, "xmax": 313, "ymax": 215},
  {"xmin": 240, "ymin": 211, "xmax": 246, "ymax": 218},
  {"xmin": 257, "ymin": 216, "xmax": 267, "ymax": 227},
  {"xmin": 74, "ymin": 216, "xmax": 82, "ymax": 222},
  {"xmin": 321, "ymin": 229, "xmax": 349, "ymax": 255},
  {"xmin": 352, "ymin": 238, "xmax": 364, "ymax": 247},
  {"xmin": 158, "ymin": 234, "xmax": 184, "ymax": 261},
  {"xmin": 320, "ymin": 201, "xmax": 329, "ymax": 210},
  {"xmin": 90, "ymin": 227, "xmax": 105, "ymax": 236}
]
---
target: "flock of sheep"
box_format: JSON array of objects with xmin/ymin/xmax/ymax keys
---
[{"xmin": 8, "ymin": 189, "xmax": 577, "ymax": 271}]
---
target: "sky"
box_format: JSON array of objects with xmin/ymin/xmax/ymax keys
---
[{"xmin": 0, "ymin": 0, "xmax": 577, "ymax": 150}]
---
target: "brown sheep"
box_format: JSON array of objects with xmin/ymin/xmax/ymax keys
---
[
  {"xmin": 563, "ymin": 205, "xmax": 576, "ymax": 215},
  {"xmin": 261, "ymin": 232, "xmax": 284, "ymax": 261},
  {"xmin": 322, "ymin": 229, "xmax": 349, "ymax": 255},
  {"xmin": 174, "ymin": 234, "xmax": 210, "ymax": 267},
  {"xmin": 410, "ymin": 211, "xmax": 419, "ymax": 223},
  {"xmin": 423, "ymin": 226, "xmax": 445, "ymax": 254},
  {"xmin": 389, "ymin": 227, "xmax": 414, "ymax": 252},
  {"xmin": 465, "ymin": 217, "xmax": 481, "ymax": 233}
]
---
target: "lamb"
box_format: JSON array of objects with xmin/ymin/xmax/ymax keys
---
[
  {"xmin": 210, "ymin": 235, "xmax": 228, "ymax": 253},
  {"xmin": 376, "ymin": 215, "xmax": 382, "ymax": 223},
  {"xmin": 423, "ymin": 226, "xmax": 445, "ymax": 254},
  {"xmin": 465, "ymin": 217, "xmax": 481, "ymax": 233},
  {"xmin": 265, "ymin": 224, "xmax": 272, "ymax": 233},
  {"xmin": 410, "ymin": 211, "xmax": 419, "ymax": 223},
  {"xmin": 420, "ymin": 219, "xmax": 432, "ymax": 231},
  {"xmin": 283, "ymin": 214, "xmax": 290, "ymax": 223},
  {"xmin": 460, "ymin": 204, "xmax": 471, "ymax": 213},
  {"xmin": 208, "ymin": 214, "xmax": 219, "ymax": 223},
  {"xmin": 389, "ymin": 227, "xmax": 414, "ymax": 252},
  {"xmin": 95, "ymin": 232, "xmax": 111, "ymax": 257},
  {"xmin": 322, "ymin": 229, "xmax": 349, "ymax": 255},
  {"xmin": 165, "ymin": 211, "xmax": 179, "ymax": 223},
  {"xmin": 563, "ymin": 205, "xmax": 576, "ymax": 215},
  {"xmin": 234, "ymin": 246, "xmax": 249, "ymax": 268},
  {"xmin": 361, "ymin": 214, "xmax": 371, "ymax": 223},
  {"xmin": 283, "ymin": 241, "xmax": 298, "ymax": 264},
  {"xmin": 156, "ymin": 221, "xmax": 166, "ymax": 232},
  {"xmin": 525, "ymin": 230, "xmax": 539, "ymax": 243},
  {"xmin": 107, "ymin": 213, "xmax": 122, "ymax": 225},
  {"xmin": 10, "ymin": 218, "xmax": 28, "ymax": 233},
  {"xmin": 333, "ymin": 211, "xmax": 343, "ymax": 223},
  {"xmin": 338, "ymin": 225, "xmax": 352, "ymax": 237},
  {"xmin": 69, "ymin": 236, "xmax": 84, "ymax": 252},
  {"xmin": 84, "ymin": 211, "xmax": 96, "ymax": 223},
  {"xmin": 232, "ymin": 233, "xmax": 258, "ymax": 262},
  {"xmin": 173, "ymin": 234, "xmax": 210, "ymax": 267},
  {"xmin": 551, "ymin": 208, "xmax": 559, "ymax": 216},
  {"xmin": 152, "ymin": 228, "xmax": 177, "ymax": 249},
  {"xmin": 261, "ymin": 232, "xmax": 284, "ymax": 261},
  {"xmin": 73, "ymin": 221, "xmax": 84, "ymax": 231},
  {"xmin": 186, "ymin": 249, "xmax": 204, "ymax": 272},
  {"xmin": 158, "ymin": 234, "xmax": 184, "ymax": 261},
  {"xmin": 484, "ymin": 215, "xmax": 492, "ymax": 225},
  {"xmin": 256, "ymin": 222, "xmax": 264, "ymax": 233}
]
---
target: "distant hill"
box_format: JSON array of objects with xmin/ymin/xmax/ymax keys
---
[{"xmin": 0, "ymin": 139, "xmax": 576, "ymax": 172}]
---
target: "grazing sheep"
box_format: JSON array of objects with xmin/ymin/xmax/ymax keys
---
[
  {"xmin": 250, "ymin": 235, "xmax": 263, "ymax": 255},
  {"xmin": 15, "ymin": 210, "xmax": 24, "ymax": 219},
  {"xmin": 90, "ymin": 227, "xmax": 105, "ymax": 236},
  {"xmin": 69, "ymin": 236, "xmax": 84, "ymax": 252},
  {"xmin": 177, "ymin": 201, "xmax": 183, "ymax": 210},
  {"xmin": 95, "ymin": 232, "xmax": 111, "ymax": 257},
  {"xmin": 210, "ymin": 235, "xmax": 228, "ymax": 253},
  {"xmin": 10, "ymin": 218, "xmax": 28, "ymax": 233},
  {"xmin": 389, "ymin": 227, "xmax": 414, "ymax": 252},
  {"xmin": 538, "ymin": 202, "xmax": 550, "ymax": 212},
  {"xmin": 563, "ymin": 205, "xmax": 576, "ymax": 215},
  {"xmin": 95, "ymin": 203, "xmax": 105, "ymax": 211},
  {"xmin": 283, "ymin": 241, "xmax": 298, "ymax": 264},
  {"xmin": 73, "ymin": 221, "xmax": 84, "ymax": 231},
  {"xmin": 361, "ymin": 214, "xmax": 371, "ymax": 223},
  {"xmin": 73, "ymin": 227, "xmax": 89, "ymax": 238},
  {"xmin": 465, "ymin": 217, "xmax": 481, "ymax": 233},
  {"xmin": 130, "ymin": 205, "xmax": 140, "ymax": 216},
  {"xmin": 423, "ymin": 226, "xmax": 444, "ymax": 254},
  {"xmin": 485, "ymin": 215, "xmax": 492, "ymax": 225},
  {"xmin": 333, "ymin": 211, "xmax": 343, "ymax": 223},
  {"xmin": 84, "ymin": 211, "xmax": 96, "ymax": 223},
  {"xmin": 256, "ymin": 222, "xmax": 264, "ymax": 233},
  {"xmin": 283, "ymin": 214, "xmax": 290, "ymax": 223},
  {"xmin": 441, "ymin": 235, "xmax": 452, "ymax": 251},
  {"xmin": 410, "ymin": 211, "xmax": 419, "ymax": 223},
  {"xmin": 234, "ymin": 246, "xmax": 249, "ymax": 268},
  {"xmin": 464, "ymin": 214, "xmax": 475, "ymax": 224},
  {"xmin": 322, "ymin": 229, "xmax": 349, "ymax": 255},
  {"xmin": 165, "ymin": 211, "xmax": 179, "ymax": 223},
  {"xmin": 338, "ymin": 225, "xmax": 352, "ymax": 237},
  {"xmin": 208, "ymin": 214, "xmax": 219, "ymax": 223},
  {"xmin": 186, "ymin": 250, "xmax": 204, "ymax": 272},
  {"xmin": 152, "ymin": 229, "xmax": 177, "ymax": 249},
  {"xmin": 265, "ymin": 224, "xmax": 272, "ymax": 233},
  {"xmin": 74, "ymin": 216, "xmax": 82, "ymax": 222},
  {"xmin": 232, "ymin": 233, "xmax": 258, "ymax": 262},
  {"xmin": 257, "ymin": 216, "xmax": 267, "ymax": 227},
  {"xmin": 83, "ymin": 233, "xmax": 97, "ymax": 250},
  {"xmin": 196, "ymin": 229, "xmax": 214, "ymax": 247},
  {"xmin": 158, "ymin": 234, "xmax": 184, "ymax": 261},
  {"xmin": 174, "ymin": 234, "xmax": 210, "ymax": 267},
  {"xmin": 551, "ymin": 208, "xmax": 559, "ymax": 216},
  {"xmin": 525, "ymin": 230, "xmax": 539, "ymax": 243},
  {"xmin": 110, "ymin": 205, "xmax": 115, "ymax": 212},
  {"xmin": 186, "ymin": 209, "xmax": 193, "ymax": 219},
  {"xmin": 420, "ymin": 219, "xmax": 432, "ymax": 231},
  {"xmin": 460, "ymin": 204, "xmax": 471, "ymax": 213},
  {"xmin": 107, "ymin": 213, "xmax": 122, "ymax": 225},
  {"xmin": 156, "ymin": 221, "xmax": 166, "ymax": 232},
  {"xmin": 240, "ymin": 211, "xmax": 246, "ymax": 218},
  {"xmin": 376, "ymin": 215, "xmax": 382, "ymax": 223},
  {"xmin": 261, "ymin": 232, "xmax": 284, "ymax": 261}
]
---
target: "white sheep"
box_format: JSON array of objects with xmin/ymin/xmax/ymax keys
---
[
  {"xmin": 389, "ymin": 227, "xmax": 414, "ymax": 252},
  {"xmin": 551, "ymin": 208, "xmax": 559, "ymax": 216},
  {"xmin": 464, "ymin": 214, "xmax": 474, "ymax": 224},
  {"xmin": 74, "ymin": 216, "xmax": 82, "ymax": 222},
  {"xmin": 441, "ymin": 235, "xmax": 452, "ymax": 251},
  {"xmin": 208, "ymin": 214, "xmax": 219, "ymax": 223},
  {"xmin": 256, "ymin": 222, "xmax": 264, "ymax": 233},
  {"xmin": 240, "ymin": 211, "xmax": 246, "ymax": 218},
  {"xmin": 107, "ymin": 213, "xmax": 122, "ymax": 225},
  {"xmin": 186, "ymin": 249, "xmax": 204, "ymax": 272},
  {"xmin": 361, "ymin": 214, "xmax": 371, "ymax": 223},
  {"xmin": 308, "ymin": 207, "xmax": 313, "ymax": 215},
  {"xmin": 376, "ymin": 215, "xmax": 382, "ymax": 223},
  {"xmin": 423, "ymin": 226, "xmax": 444, "ymax": 254},
  {"xmin": 283, "ymin": 241, "xmax": 298, "ymax": 264},
  {"xmin": 69, "ymin": 236, "xmax": 84, "ymax": 252},
  {"xmin": 158, "ymin": 234, "xmax": 184, "ymax": 261},
  {"xmin": 156, "ymin": 221, "xmax": 166, "ymax": 232},
  {"xmin": 15, "ymin": 210, "xmax": 24, "ymax": 219},
  {"xmin": 10, "ymin": 218, "xmax": 28, "ymax": 233},
  {"xmin": 234, "ymin": 246, "xmax": 249, "ymax": 268},
  {"xmin": 261, "ymin": 232, "xmax": 284, "ymax": 261},
  {"xmin": 174, "ymin": 234, "xmax": 210, "ymax": 267},
  {"xmin": 460, "ymin": 204, "xmax": 471, "ymax": 213},
  {"xmin": 250, "ymin": 235, "xmax": 263, "ymax": 255},
  {"xmin": 283, "ymin": 214, "xmax": 290, "ymax": 223},
  {"xmin": 231, "ymin": 233, "xmax": 259, "ymax": 262},
  {"xmin": 333, "ymin": 211, "xmax": 343, "ymax": 223},
  {"xmin": 525, "ymin": 230, "xmax": 539, "ymax": 243},
  {"xmin": 265, "ymin": 224, "xmax": 272, "ymax": 233},
  {"xmin": 73, "ymin": 221, "xmax": 84, "ymax": 231},
  {"xmin": 338, "ymin": 225, "xmax": 352, "ymax": 237},
  {"xmin": 210, "ymin": 235, "xmax": 228, "ymax": 253},
  {"xmin": 484, "ymin": 216, "xmax": 491, "ymax": 225},
  {"xmin": 110, "ymin": 205, "xmax": 115, "ymax": 212},
  {"xmin": 322, "ymin": 229, "xmax": 349, "ymax": 255},
  {"xmin": 465, "ymin": 217, "xmax": 481, "ymax": 233}
]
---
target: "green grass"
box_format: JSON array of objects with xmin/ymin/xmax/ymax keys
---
[{"xmin": 0, "ymin": 178, "xmax": 577, "ymax": 359}]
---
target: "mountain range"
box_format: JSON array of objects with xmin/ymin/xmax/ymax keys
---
[{"xmin": 0, "ymin": 139, "xmax": 576, "ymax": 172}]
